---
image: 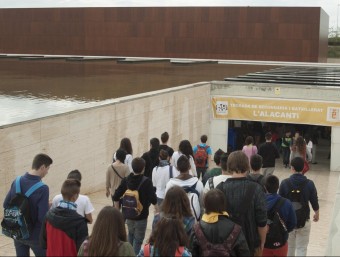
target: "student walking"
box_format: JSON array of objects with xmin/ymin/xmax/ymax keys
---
[{"xmin": 3, "ymin": 153, "xmax": 53, "ymax": 257}]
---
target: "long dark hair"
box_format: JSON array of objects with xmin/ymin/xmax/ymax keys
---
[
  {"xmin": 178, "ymin": 140, "xmax": 194, "ymax": 158},
  {"xmin": 119, "ymin": 138, "xmax": 133, "ymax": 155},
  {"xmin": 149, "ymin": 217, "xmax": 188, "ymax": 256},
  {"xmin": 88, "ymin": 206, "xmax": 127, "ymax": 256},
  {"xmin": 161, "ymin": 186, "xmax": 192, "ymax": 218},
  {"xmin": 296, "ymin": 136, "xmax": 306, "ymax": 155}
]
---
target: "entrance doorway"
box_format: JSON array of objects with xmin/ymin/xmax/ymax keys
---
[{"xmin": 227, "ymin": 120, "xmax": 331, "ymax": 169}]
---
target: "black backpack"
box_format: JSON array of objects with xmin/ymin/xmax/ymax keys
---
[
  {"xmin": 287, "ymin": 180, "xmax": 309, "ymax": 228},
  {"xmin": 265, "ymin": 197, "xmax": 288, "ymax": 249},
  {"xmin": 1, "ymin": 176, "xmax": 45, "ymax": 240},
  {"xmin": 193, "ymin": 222, "xmax": 241, "ymax": 257}
]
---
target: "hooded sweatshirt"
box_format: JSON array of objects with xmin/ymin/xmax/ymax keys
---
[
  {"xmin": 40, "ymin": 206, "xmax": 88, "ymax": 256},
  {"xmin": 279, "ymin": 173, "xmax": 319, "ymax": 220}
]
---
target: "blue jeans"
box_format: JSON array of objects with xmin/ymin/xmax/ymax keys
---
[
  {"xmin": 14, "ymin": 239, "xmax": 46, "ymax": 257},
  {"xmin": 126, "ymin": 218, "xmax": 148, "ymax": 255}
]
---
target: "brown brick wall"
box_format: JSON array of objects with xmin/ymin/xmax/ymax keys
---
[{"xmin": 0, "ymin": 7, "xmax": 328, "ymax": 62}]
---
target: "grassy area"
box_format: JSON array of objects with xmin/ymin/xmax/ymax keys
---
[{"xmin": 328, "ymin": 45, "xmax": 340, "ymax": 58}]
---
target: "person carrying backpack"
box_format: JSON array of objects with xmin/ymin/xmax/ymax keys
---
[
  {"xmin": 247, "ymin": 154, "xmax": 266, "ymax": 192},
  {"xmin": 189, "ymin": 189, "xmax": 250, "ymax": 257},
  {"xmin": 2, "ymin": 153, "xmax": 53, "ymax": 257},
  {"xmin": 279, "ymin": 157, "xmax": 319, "ymax": 257},
  {"xmin": 113, "ymin": 157, "xmax": 157, "ymax": 255},
  {"xmin": 216, "ymin": 151, "xmax": 267, "ymax": 257},
  {"xmin": 263, "ymin": 175, "xmax": 296, "ymax": 257},
  {"xmin": 165, "ymin": 155, "xmax": 204, "ymax": 221},
  {"xmin": 193, "ymin": 135, "xmax": 212, "ymax": 179}
]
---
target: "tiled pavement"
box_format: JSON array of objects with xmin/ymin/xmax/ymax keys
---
[{"xmin": 0, "ymin": 140, "xmax": 338, "ymax": 256}]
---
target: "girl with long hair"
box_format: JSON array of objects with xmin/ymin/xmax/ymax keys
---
[
  {"xmin": 152, "ymin": 186, "xmax": 195, "ymax": 236},
  {"xmin": 113, "ymin": 138, "xmax": 133, "ymax": 172},
  {"xmin": 138, "ymin": 217, "xmax": 191, "ymax": 257},
  {"xmin": 171, "ymin": 140, "xmax": 197, "ymax": 176},
  {"xmin": 78, "ymin": 206, "xmax": 134, "ymax": 256}
]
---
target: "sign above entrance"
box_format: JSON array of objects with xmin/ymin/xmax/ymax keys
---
[{"xmin": 211, "ymin": 96, "xmax": 340, "ymax": 126}]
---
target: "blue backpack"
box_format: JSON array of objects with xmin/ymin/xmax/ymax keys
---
[{"xmin": 1, "ymin": 176, "xmax": 45, "ymax": 240}]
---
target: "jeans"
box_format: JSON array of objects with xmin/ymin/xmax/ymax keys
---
[
  {"xmin": 282, "ymin": 147, "xmax": 290, "ymax": 166},
  {"xmin": 196, "ymin": 167, "xmax": 207, "ymax": 179},
  {"xmin": 126, "ymin": 218, "xmax": 148, "ymax": 255},
  {"xmin": 14, "ymin": 239, "xmax": 46, "ymax": 257},
  {"xmin": 287, "ymin": 220, "xmax": 311, "ymax": 256}
]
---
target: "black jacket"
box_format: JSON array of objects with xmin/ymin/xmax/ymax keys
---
[
  {"xmin": 258, "ymin": 142, "xmax": 280, "ymax": 167},
  {"xmin": 189, "ymin": 216, "xmax": 250, "ymax": 256},
  {"xmin": 40, "ymin": 207, "xmax": 88, "ymax": 254},
  {"xmin": 113, "ymin": 174, "xmax": 157, "ymax": 220}
]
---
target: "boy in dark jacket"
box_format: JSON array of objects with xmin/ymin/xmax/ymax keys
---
[
  {"xmin": 189, "ymin": 189, "xmax": 250, "ymax": 256},
  {"xmin": 40, "ymin": 179, "xmax": 88, "ymax": 257},
  {"xmin": 113, "ymin": 157, "xmax": 157, "ymax": 255},
  {"xmin": 263, "ymin": 175, "xmax": 296, "ymax": 256}
]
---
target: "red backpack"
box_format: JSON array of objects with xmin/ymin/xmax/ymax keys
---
[{"xmin": 194, "ymin": 145, "xmax": 209, "ymax": 168}]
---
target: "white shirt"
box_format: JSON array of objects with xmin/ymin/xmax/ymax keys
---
[
  {"xmin": 165, "ymin": 177, "xmax": 204, "ymax": 205},
  {"xmin": 306, "ymin": 141, "xmax": 313, "ymax": 161},
  {"xmin": 203, "ymin": 174, "xmax": 232, "ymax": 195},
  {"xmin": 170, "ymin": 151, "xmax": 197, "ymax": 177},
  {"xmin": 152, "ymin": 165, "xmax": 173, "ymax": 199},
  {"xmin": 51, "ymin": 194, "xmax": 94, "ymax": 217}
]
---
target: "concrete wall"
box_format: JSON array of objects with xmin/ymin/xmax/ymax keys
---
[{"xmin": 0, "ymin": 82, "xmax": 211, "ymax": 211}]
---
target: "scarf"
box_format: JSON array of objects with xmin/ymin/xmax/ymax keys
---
[
  {"xmin": 202, "ymin": 211, "xmax": 229, "ymax": 223},
  {"xmin": 158, "ymin": 160, "xmax": 169, "ymax": 167}
]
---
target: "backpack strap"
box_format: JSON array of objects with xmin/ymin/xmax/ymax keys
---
[
  {"xmin": 25, "ymin": 181, "xmax": 45, "ymax": 197},
  {"xmin": 111, "ymin": 165, "xmax": 123, "ymax": 179},
  {"xmin": 193, "ymin": 223, "xmax": 208, "ymax": 246},
  {"xmin": 169, "ymin": 165, "xmax": 173, "ymax": 179},
  {"xmin": 223, "ymin": 224, "xmax": 242, "ymax": 252},
  {"xmin": 143, "ymin": 243, "xmax": 151, "ymax": 257},
  {"xmin": 15, "ymin": 176, "xmax": 22, "ymax": 194},
  {"xmin": 190, "ymin": 193, "xmax": 199, "ymax": 221},
  {"xmin": 137, "ymin": 176, "xmax": 148, "ymax": 191},
  {"xmin": 270, "ymin": 197, "xmax": 286, "ymax": 214},
  {"xmin": 208, "ymin": 177, "xmax": 214, "ymax": 189}
]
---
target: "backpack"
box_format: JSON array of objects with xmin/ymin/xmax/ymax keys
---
[
  {"xmin": 265, "ymin": 198, "xmax": 288, "ymax": 249},
  {"xmin": 287, "ymin": 180, "xmax": 309, "ymax": 228},
  {"xmin": 121, "ymin": 177, "xmax": 147, "ymax": 219},
  {"xmin": 194, "ymin": 145, "xmax": 209, "ymax": 168},
  {"xmin": 247, "ymin": 174, "xmax": 266, "ymax": 192},
  {"xmin": 143, "ymin": 243, "xmax": 184, "ymax": 257},
  {"xmin": 169, "ymin": 165, "xmax": 173, "ymax": 179},
  {"xmin": 193, "ymin": 222, "xmax": 241, "ymax": 257},
  {"xmin": 1, "ymin": 176, "xmax": 45, "ymax": 240},
  {"xmin": 208, "ymin": 176, "xmax": 214, "ymax": 189},
  {"xmin": 182, "ymin": 181, "xmax": 201, "ymax": 221}
]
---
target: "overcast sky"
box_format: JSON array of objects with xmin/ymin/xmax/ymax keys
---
[{"xmin": 0, "ymin": 0, "xmax": 337, "ymax": 31}]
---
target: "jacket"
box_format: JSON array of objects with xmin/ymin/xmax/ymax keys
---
[
  {"xmin": 113, "ymin": 173, "xmax": 157, "ymax": 220},
  {"xmin": 216, "ymin": 177, "xmax": 267, "ymax": 254},
  {"xmin": 258, "ymin": 142, "xmax": 280, "ymax": 167},
  {"xmin": 279, "ymin": 173, "xmax": 319, "ymax": 220},
  {"xmin": 266, "ymin": 193, "xmax": 297, "ymax": 241},
  {"xmin": 40, "ymin": 207, "xmax": 88, "ymax": 256},
  {"xmin": 189, "ymin": 216, "xmax": 250, "ymax": 256}
]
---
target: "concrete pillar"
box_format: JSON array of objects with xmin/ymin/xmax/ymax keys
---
[
  {"xmin": 331, "ymin": 126, "xmax": 340, "ymax": 172},
  {"xmin": 210, "ymin": 119, "xmax": 228, "ymax": 153}
]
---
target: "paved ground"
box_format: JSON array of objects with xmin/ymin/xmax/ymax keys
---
[{"xmin": 0, "ymin": 138, "xmax": 338, "ymax": 256}]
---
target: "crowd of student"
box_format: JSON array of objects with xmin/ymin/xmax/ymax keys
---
[{"xmin": 2, "ymin": 131, "xmax": 320, "ymax": 257}]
